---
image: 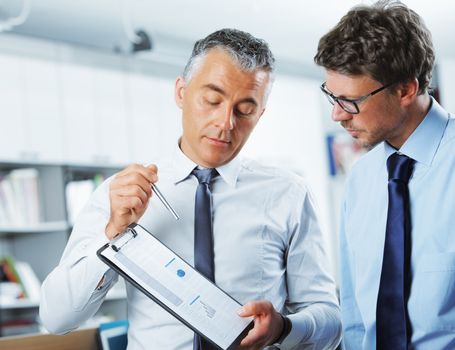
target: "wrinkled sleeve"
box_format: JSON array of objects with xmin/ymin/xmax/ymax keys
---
[
  {"xmin": 279, "ymin": 190, "xmax": 342, "ymax": 350},
  {"xmin": 39, "ymin": 178, "xmax": 119, "ymax": 334}
]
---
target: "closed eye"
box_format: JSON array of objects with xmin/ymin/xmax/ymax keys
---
[
  {"xmin": 204, "ymin": 97, "xmax": 221, "ymax": 106},
  {"xmin": 235, "ymin": 104, "xmax": 256, "ymax": 118},
  {"xmin": 234, "ymin": 109, "xmax": 250, "ymax": 118}
]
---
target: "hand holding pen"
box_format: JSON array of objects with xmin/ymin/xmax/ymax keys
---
[{"xmin": 105, "ymin": 163, "xmax": 179, "ymax": 240}]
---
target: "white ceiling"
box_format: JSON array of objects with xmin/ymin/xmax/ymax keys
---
[{"xmin": 4, "ymin": 0, "xmax": 455, "ymax": 68}]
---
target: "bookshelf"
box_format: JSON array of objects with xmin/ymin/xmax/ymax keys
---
[
  {"xmin": 0, "ymin": 221, "xmax": 69, "ymax": 236},
  {"xmin": 0, "ymin": 162, "xmax": 126, "ymax": 337},
  {"xmin": 0, "ymin": 33, "xmax": 181, "ymax": 339}
]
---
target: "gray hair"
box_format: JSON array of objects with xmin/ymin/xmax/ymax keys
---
[{"xmin": 183, "ymin": 28, "xmax": 275, "ymax": 83}]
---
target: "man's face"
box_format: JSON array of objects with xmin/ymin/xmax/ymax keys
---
[
  {"xmin": 175, "ymin": 49, "xmax": 270, "ymax": 168},
  {"xmin": 325, "ymin": 71, "xmax": 409, "ymax": 149}
]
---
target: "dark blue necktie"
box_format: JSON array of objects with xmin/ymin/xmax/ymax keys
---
[
  {"xmin": 192, "ymin": 168, "xmax": 217, "ymax": 350},
  {"xmin": 376, "ymin": 152, "xmax": 415, "ymax": 350}
]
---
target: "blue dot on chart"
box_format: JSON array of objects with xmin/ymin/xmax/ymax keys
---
[{"xmin": 177, "ymin": 269, "xmax": 185, "ymax": 277}]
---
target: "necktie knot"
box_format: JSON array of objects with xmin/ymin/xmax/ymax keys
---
[
  {"xmin": 192, "ymin": 168, "xmax": 217, "ymax": 185},
  {"xmin": 387, "ymin": 153, "xmax": 415, "ymax": 183}
]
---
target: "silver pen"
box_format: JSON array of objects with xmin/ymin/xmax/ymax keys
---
[{"xmin": 151, "ymin": 183, "xmax": 180, "ymax": 220}]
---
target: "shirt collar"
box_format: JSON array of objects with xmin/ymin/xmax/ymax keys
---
[
  {"xmin": 383, "ymin": 97, "xmax": 449, "ymax": 166},
  {"xmin": 171, "ymin": 142, "xmax": 198, "ymax": 184},
  {"xmin": 170, "ymin": 140, "xmax": 242, "ymax": 188},
  {"xmin": 214, "ymin": 155, "xmax": 242, "ymax": 188}
]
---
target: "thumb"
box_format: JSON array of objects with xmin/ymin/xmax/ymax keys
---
[
  {"xmin": 147, "ymin": 163, "xmax": 158, "ymax": 174},
  {"xmin": 146, "ymin": 164, "xmax": 159, "ymax": 184},
  {"xmin": 238, "ymin": 301, "xmax": 262, "ymax": 317}
]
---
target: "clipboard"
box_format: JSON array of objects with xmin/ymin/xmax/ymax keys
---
[{"xmin": 97, "ymin": 223, "xmax": 253, "ymax": 350}]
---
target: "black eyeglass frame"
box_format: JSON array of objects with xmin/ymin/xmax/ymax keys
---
[{"xmin": 320, "ymin": 82, "xmax": 394, "ymax": 114}]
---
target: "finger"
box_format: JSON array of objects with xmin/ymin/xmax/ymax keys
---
[
  {"xmin": 238, "ymin": 300, "xmax": 271, "ymax": 317},
  {"xmin": 115, "ymin": 197, "xmax": 145, "ymax": 215},
  {"xmin": 240, "ymin": 328, "xmax": 258, "ymax": 347},
  {"xmin": 147, "ymin": 163, "xmax": 158, "ymax": 174},
  {"xmin": 239, "ymin": 326, "xmax": 267, "ymax": 348},
  {"xmin": 112, "ymin": 194, "xmax": 146, "ymax": 212},
  {"xmin": 131, "ymin": 163, "xmax": 158, "ymax": 183},
  {"xmin": 115, "ymin": 163, "xmax": 143, "ymax": 177},
  {"xmin": 118, "ymin": 164, "xmax": 158, "ymax": 184},
  {"xmin": 114, "ymin": 172, "xmax": 154, "ymax": 197},
  {"xmin": 114, "ymin": 184, "xmax": 150, "ymax": 205}
]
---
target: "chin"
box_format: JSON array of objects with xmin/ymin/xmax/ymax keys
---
[
  {"xmin": 202, "ymin": 151, "xmax": 235, "ymax": 168},
  {"xmin": 200, "ymin": 157, "xmax": 227, "ymax": 168},
  {"xmin": 358, "ymin": 138, "xmax": 381, "ymax": 151}
]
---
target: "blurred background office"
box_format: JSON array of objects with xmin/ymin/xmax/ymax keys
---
[{"xmin": 0, "ymin": 0, "xmax": 454, "ymax": 338}]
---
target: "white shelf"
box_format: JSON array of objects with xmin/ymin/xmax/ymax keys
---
[
  {"xmin": 0, "ymin": 298, "xmax": 40, "ymax": 309},
  {"xmin": 0, "ymin": 288, "xmax": 126, "ymax": 310},
  {"xmin": 0, "ymin": 221, "xmax": 69, "ymax": 234},
  {"xmin": 0, "ymin": 160, "xmax": 125, "ymax": 333}
]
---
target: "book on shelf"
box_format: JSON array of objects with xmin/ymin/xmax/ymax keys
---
[
  {"xmin": 15, "ymin": 261, "xmax": 41, "ymax": 302},
  {"xmin": 0, "ymin": 256, "xmax": 41, "ymax": 304},
  {"xmin": 0, "ymin": 168, "xmax": 42, "ymax": 226},
  {"xmin": 66, "ymin": 174, "xmax": 105, "ymax": 224},
  {"xmin": 0, "ymin": 256, "xmax": 25, "ymax": 299}
]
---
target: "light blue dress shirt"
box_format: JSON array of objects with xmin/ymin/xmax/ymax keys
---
[
  {"xmin": 340, "ymin": 98, "xmax": 455, "ymax": 349},
  {"xmin": 40, "ymin": 144, "xmax": 341, "ymax": 349}
]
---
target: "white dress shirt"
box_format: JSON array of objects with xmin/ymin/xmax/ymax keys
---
[{"xmin": 40, "ymin": 144, "xmax": 341, "ymax": 349}]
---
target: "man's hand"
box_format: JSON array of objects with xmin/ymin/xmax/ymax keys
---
[
  {"xmin": 237, "ymin": 300, "xmax": 284, "ymax": 350},
  {"xmin": 105, "ymin": 164, "xmax": 158, "ymax": 240}
]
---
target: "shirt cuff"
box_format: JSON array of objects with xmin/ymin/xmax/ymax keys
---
[{"xmin": 279, "ymin": 312, "xmax": 311, "ymax": 349}]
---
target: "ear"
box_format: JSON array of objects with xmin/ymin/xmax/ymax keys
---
[
  {"xmin": 174, "ymin": 76, "xmax": 185, "ymax": 109},
  {"xmin": 258, "ymin": 108, "xmax": 266, "ymax": 119},
  {"xmin": 249, "ymin": 108, "xmax": 266, "ymax": 128},
  {"xmin": 397, "ymin": 78, "xmax": 419, "ymax": 107}
]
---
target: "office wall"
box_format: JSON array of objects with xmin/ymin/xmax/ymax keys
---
[
  {"xmin": 439, "ymin": 59, "xmax": 455, "ymax": 113},
  {"xmin": 0, "ymin": 32, "xmax": 337, "ymax": 274},
  {"xmin": 0, "ymin": 33, "xmax": 182, "ymax": 165}
]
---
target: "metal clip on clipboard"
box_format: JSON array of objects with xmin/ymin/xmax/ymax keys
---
[{"xmin": 111, "ymin": 226, "xmax": 138, "ymax": 252}]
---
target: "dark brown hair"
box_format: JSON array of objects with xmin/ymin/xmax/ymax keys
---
[{"xmin": 314, "ymin": 0, "xmax": 434, "ymax": 94}]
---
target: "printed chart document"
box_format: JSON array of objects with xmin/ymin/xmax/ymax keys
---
[{"xmin": 97, "ymin": 224, "xmax": 253, "ymax": 350}]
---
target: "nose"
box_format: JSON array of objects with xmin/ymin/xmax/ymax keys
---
[
  {"xmin": 331, "ymin": 103, "xmax": 354, "ymax": 122},
  {"xmin": 215, "ymin": 106, "xmax": 235, "ymax": 130}
]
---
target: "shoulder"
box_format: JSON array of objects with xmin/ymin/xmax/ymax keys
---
[
  {"xmin": 433, "ymin": 115, "xmax": 455, "ymax": 172},
  {"xmin": 238, "ymin": 158, "xmax": 319, "ymax": 228},
  {"xmin": 442, "ymin": 115, "xmax": 455, "ymax": 146},
  {"xmin": 239, "ymin": 157, "xmax": 312, "ymax": 197}
]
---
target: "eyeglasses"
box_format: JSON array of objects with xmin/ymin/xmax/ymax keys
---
[{"xmin": 320, "ymin": 82, "xmax": 393, "ymax": 114}]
